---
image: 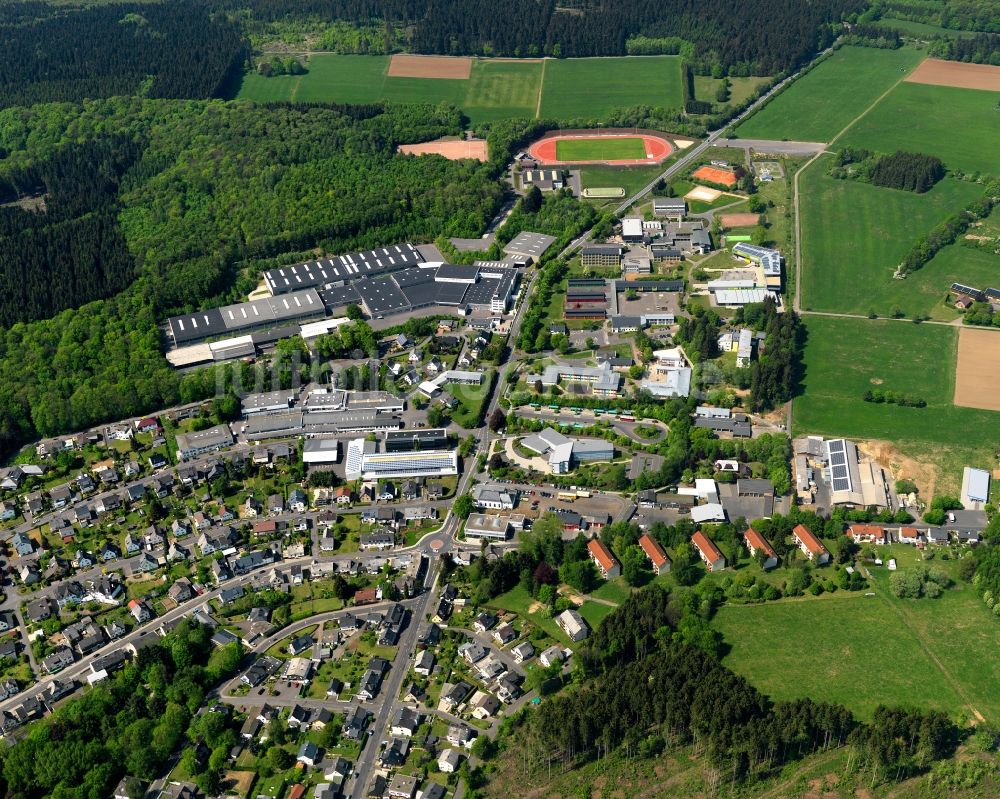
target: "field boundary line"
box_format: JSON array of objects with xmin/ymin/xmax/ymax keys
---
[
  {"xmin": 871, "ymin": 583, "xmax": 985, "ymax": 722},
  {"xmin": 535, "ymin": 58, "xmax": 546, "ymax": 118},
  {"xmin": 828, "ymin": 57, "xmax": 921, "ymax": 146},
  {"xmin": 794, "ymin": 58, "xmax": 924, "ymax": 314}
]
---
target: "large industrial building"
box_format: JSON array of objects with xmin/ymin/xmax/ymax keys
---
[
  {"xmin": 263, "ymin": 243, "xmax": 425, "ymax": 295},
  {"xmin": 167, "ymin": 289, "xmax": 326, "ymax": 346},
  {"xmin": 344, "ymin": 438, "xmax": 458, "ymax": 481},
  {"xmin": 164, "ymin": 240, "xmax": 522, "ymax": 351}
]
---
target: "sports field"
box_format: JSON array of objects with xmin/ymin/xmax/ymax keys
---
[
  {"xmin": 735, "ymin": 46, "xmax": 925, "ymax": 142},
  {"xmin": 537, "ymin": 56, "xmax": 684, "ymax": 118},
  {"xmin": 555, "ymin": 137, "xmax": 645, "ymax": 161},
  {"xmin": 838, "ymin": 81, "xmax": 1000, "ymax": 174},
  {"xmin": 715, "ymin": 567, "xmax": 1000, "ymax": 722},
  {"xmin": 237, "ymin": 54, "xmax": 684, "ymax": 123},
  {"xmin": 798, "ymin": 155, "xmax": 984, "ymax": 316}
]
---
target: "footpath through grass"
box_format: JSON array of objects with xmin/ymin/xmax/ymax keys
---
[
  {"xmin": 839, "ymin": 81, "xmax": 1000, "ymax": 175},
  {"xmin": 716, "ymin": 560, "xmax": 1000, "ymax": 723},
  {"xmin": 735, "ymin": 46, "xmax": 925, "ymax": 142}
]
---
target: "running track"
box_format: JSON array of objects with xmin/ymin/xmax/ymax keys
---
[{"xmin": 528, "ymin": 132, "xmax": 674, "ymax": 166}]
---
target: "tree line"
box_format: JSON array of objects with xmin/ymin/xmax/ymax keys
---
[
  {"xmin": 743, "ymin": 298, "xmax": 802, "ymax": 412},
  {"xmin": 222, "ymin": 0, "xmax": 861, "ymax": 74},
  {"xmin": 495, "ymin": 587, "xmax": 956, "ymax": 789},
  {"xmin": 0, "ymin": 1, "xmax": 247, "ymax": 108},
  {"xmin": 897, "ymin": 186, "xmax": 998, "ymax": 276}
]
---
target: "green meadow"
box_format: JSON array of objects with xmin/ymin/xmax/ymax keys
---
[
  {"xmin": 838, "ymin": 81, "xmax": 1000, "ymax": 175},
  {"xmin": 798, "ymin": 154, "xmax": 984, "ymax": 316},
  {"xmin": 735, "ymin": 46, "xmax": 925, "ymax": 142},
  {"xmin": 238, "ymin": 54, "xmax": 685, "ymax": 123}
]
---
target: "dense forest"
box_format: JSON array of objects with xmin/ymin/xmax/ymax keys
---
[
  {"xmin": 0, "ymin": 98, "xmax": 506, "ymax": 457},
  {"xmin": 0, "ymin": 1, "xmax": 247, "ymax": 108},
  {"xmin": 485, "ymin": 589, "xmax": 956, "ymax": 789},
  {"xmin": 220, "ymin": 0, "xmax": 863, "ymax": 74},
  {"xmin": 0, "ymin": 620, "xmax": 243, "ymax": 799},
  {"xmin": 0, "ymin": 137, "xmax": 143, "ymax": 327}
]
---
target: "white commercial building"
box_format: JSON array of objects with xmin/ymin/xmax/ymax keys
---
[{"xmin": 344, "ymin": 438, "xmax": 458, "ymax": 481}]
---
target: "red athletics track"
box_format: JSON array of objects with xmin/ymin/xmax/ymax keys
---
[{"xmin": 527, "ymin": 133, "xmax": 674, "ymax": 166}]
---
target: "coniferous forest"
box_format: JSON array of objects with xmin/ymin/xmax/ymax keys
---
[
  {"xmin": 0, "ymin": 2, "xmax": 247, "ymax": 108},
  {"xmin": 222, "ymin": 0, "xmax": 863, "ymax": 74}
]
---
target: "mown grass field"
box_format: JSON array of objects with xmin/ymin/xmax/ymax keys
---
[
  {"xmin": 735, "ymin": 46, "xmax": 925, "ymax": 142},
  {"xmin": 556, "ymin": 137, "xmax": 646, "ymax": 161},
  {"xmin": 578, "ymin": 164, "xmax": 666, "ymax": 201},
  {"xmin": 538, "ymin": 55, "xmax": 684, "ymax": 118},
  {"xmin": 716, "ymin": 594, "xmax": 964, "ymax": 720},
  {"xmin": 238, "ymin": 54, "xmax": 684, "ymax": 122},
  {"xmin": 875, "ymin": 17, "xmax": 977, "ymax": 38},
  {"xmin": 716, "ymin": 548, "xmax": 1000, "ymax": 723},
  {"xmin": 838, "ymin": 81, "xmax": 1000, "ymax": 175},
  {"xmin": 799, "ymin": 154, "xmax": 985, "ymax": 316},
  {"xmin": 793, "ymin": 316, "xmax": 1000, "ymax": 489}
]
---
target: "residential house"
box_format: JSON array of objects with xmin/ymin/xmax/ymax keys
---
[
  {"xmin": 792, "ymin": 524, "xmax": 830, "ymax": 564},
  {"xmin": 742, "ymin": 527, "xmax": 778, "ymax": 570},
  {"xmin": 692, "ymin": 530, "xmax": 726, "ymax": 572},
  {"xmin": 638, "ymin": 534, "xmax": 671, "ymax": 575},
  {"xmin": 587, "ymin": 538, "xmax": 620, "ymax": 579},
  {"xmin": 556, "ymin": 609, "xmax": 589, "ymax": 642}
]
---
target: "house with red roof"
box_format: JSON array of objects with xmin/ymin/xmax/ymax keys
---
[
  {"xmin": 899, "ymin": 526, "xmax": 922, "ymax": 546},
  {"xmin": 587, "ymin": 538, "xmax": 620, "ymax": 579},
  {"xmin": 742, "ymin": 527, "xmax": 777, "ymax": 570},
  {"xmin": 847, "ymin": 524, "xmax": 887, "ymax": 545},
  {"xmin": 692, "ymin": 530, "xmax": 725, "ymax": 572},
  {"xmin": 638, "ymin": 534, "xmax": 671, "ymax": 575},
  {"xmin": 792, "ymin": 524, "xmax": 829, "ymax": 564}
]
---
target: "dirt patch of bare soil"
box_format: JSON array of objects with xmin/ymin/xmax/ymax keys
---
[
  {"xmin": 906, "ymin": 58, "xmax": 1000, "ymax": 91},
  {"xmin": 387, "ymin": 54, "xmax": 472, "ymax": 79},
  {"xmin": 859, "ymin": 439, "xmax": 938, "ymax": 499}
]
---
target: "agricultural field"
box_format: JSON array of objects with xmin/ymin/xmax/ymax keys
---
[
  {"xmin": 238, "ymin": 54, "xmax": 685, "ymax": 123},
  {"xmin": 538, "ymin": 55, "xmax": 684, "ymax": 118},
  {"xmin": 838, "ymin": 81, "xmax": 1000, "ymax": 175},
  {"xmin": 798, "ymin": 154, "xmax": 984, "ymax": 316},
  {"xmin": 555, "ymin": 137, "xmax": 646, "ymax": 161},
  {"xmin": 734, "ymin": 46, "xmax": 925, "ymax": 142},
  {"xmin": 238, "ymin": 55, "xmax": 537, "ymax": 123},
  {"xmin": 793, "ymin": 315, "xmax": 1000, "ymax": 495},
  {"xmin": 715, "ymin": 565, "xmax": 1000, "ymax": 723}
]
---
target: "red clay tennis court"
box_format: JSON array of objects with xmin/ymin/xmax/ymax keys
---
[
  {"xmin": 692, "ymin": 165, "xmax": 738, "ymax": 187},
  {"xmin": 527, "ymin": 132, "xmax": 674, "ymax": 166}
]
